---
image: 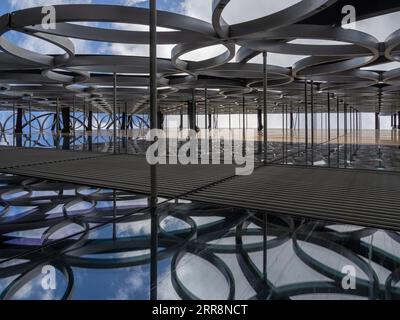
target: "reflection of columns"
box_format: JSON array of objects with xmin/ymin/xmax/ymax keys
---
[
  {"xmin": 15, "ymin": 108, "xmax": 23, "ymax": 134},
  {"xmin": 61, "ymin": 107, "xmax": 71, "ymax": 134}
]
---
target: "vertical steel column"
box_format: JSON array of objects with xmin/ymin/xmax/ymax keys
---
[
  {"xmin": 327, "ymin": 92, "xmax": 331, "ymax": 167},
  {"xmin": 304, "ymin": 81, "xmax": 308, "ymax": 151},
  {"xmin": 229, "ymin": 107, "xmax": 232, "ymax": 131},
  {"xmin": 337, "ymin": 97, "xmax": 340, "ymax": 168},
  {"xmin": 344, "ymin": 103, "xmax": 348, "ymax": 166},
  {"xmin": 12, "ymin": 102, "xmax": 15, "ymax": 147},
  {"xmin": 263, "ymin": 51, "xmax": 268, "ymax": 164},
  {"xmin": 125, "ymin": 102, "xmax": 128, "ymax": 154},
  {"xmin": 29, "ymin": 99, "xmax": 32, "ymax": 148},
  {"xmin": 56, "ymin": 98, "xmax": 60, "ymax": 150},
  {"xmin": 204, "ymin": 87, "xmax": 208, "ymax": 131},
  {"xmin": 398, "ymin": 111, "xmax": 400, "ymax": 129},
  {"xmin": 149, "ymin": 0, "xmax": 158, "ymax": 301},
  {"xmin": 73, "ymin": 96, "xmax": 76, "ymax": 150},
  {"xmin": 242, "ymin": 95, "xmax": 246, "ymax": 144},
  {"xmin": 113, "ymin": 72, "xmax": 117, "ymax": 155},
  {"xmin": 311, "ymin": 80, "xmax": 314, "ymax": 165}
]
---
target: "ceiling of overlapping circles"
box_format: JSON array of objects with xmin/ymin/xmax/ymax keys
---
[{"xmin": 0, "ymin": 0, "xmax": 399, "ymax": 116}]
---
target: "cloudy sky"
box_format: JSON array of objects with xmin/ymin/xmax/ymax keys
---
[
  {"xmin": 0, "ymin": 0, "xmax": 398, "ymax": 129},
  {"xmin": 1, "ymin": 0, "xmax": 400, "ymax": 70}
]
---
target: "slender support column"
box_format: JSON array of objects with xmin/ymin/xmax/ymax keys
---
[
  {"xmin": 204, "ymin": 88, "xmax": 208, "ymax": 131},
  {"xmin": 12, "ymin": 102, "xmax": 15, "ymax": 146},
  {"xmin": 327, "ymin": 92, "xmax": 331, "ymax": 167},
  {"xmin": 327, "ymin": 93, "xmax": 331, "ymax": 142},
  {"xmin": 179, "ymin": 108, "xmax": 183, "ymax": 131},
  {"xmin": 188, "ymin": 101, "xmax": 195, "ymax": 130},
  {"xmin": 282, "ymin": 103, "xmax": 285, "ymax": 163},
  {"xmin": 149, "ymin": 0, "xmax": 158, "ymax": 301},
  {"xmin": 87, "ymin": 110, "xmax": 93, "ymax": 132},
  {"xmin": 311, "ymin": 80, "xmax": 314, "ymax": 165},
  {"xmin": 61, "ymin": 107, "xmax": 71, "ymax": 134},
  {"xmin": 304, "ymin": 81, "xmax": 308, "ymax": 150},
  {"xmin": 29, "ymin": 99, "xmax": 32, "ymax": 148},
  {"xmin": 290, "ymin": 112, "xmax": 294, "ymax": 130},
  {"xmin": 263, "ymin": 51, "xmax": 268, "ymax": 164},
  {"xmin": 337, "ymin": 98, "xmax": 340, "ymax": 168},
  {"xmin": 344, "ymin": 103, "xmax": 348, "ymax": 166},
  {"xmin": 257, "ymin": 108, "xmax": 263, "ymax": 132},
  {"xmin": 394, "ymin": 113, "xmax": 398, "ymax": 129},
  {"xmin": 121, "ymin": 111, "xmax": 127, "ymax": 130},
  {"xmin": 398, "ymin": 111, "xmax": 400, "ymax": 129},
  {"xmin": 242, "ymin": 95, "xmax": 246, "ymax": 145},
  {"xmin": 15, "ymin": 107, "xmax": 23, "ymax": 134},
  {"xmin": 229, "ymin": 107, "xmax": 232, "ymax": 131},
  {"xmin": 73, "ymin": 96, "xmax": 76, "ymax": 149},
  {"xmin": 375, "ymin": 112, "xmax": 380, "ymax": 131},
  {"xmin": 391, "ymin": 113, "xmax": 394, "ymax": 129},
  {"xmin": 157, "ymin": 112, "xmax": 164, "ymax": 130},
  {"xmin": 113, "ymin": 72, "xmax": 117, "ymax": 154},
  {"xmin": 55, "ymin": 98, "xmax": 60, "ymax": 149}
]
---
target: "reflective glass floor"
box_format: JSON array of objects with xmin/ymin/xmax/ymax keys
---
[
  {"xmin": 1, "ymin": 174, "xmax": 400, "ymax": 300},
  {"xmin": 1, "ymin": 129, "xmax": 400, "ymax": 171}
]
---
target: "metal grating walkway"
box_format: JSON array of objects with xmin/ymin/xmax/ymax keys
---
[{"xmin": 0, "ymin": 147, "xmax": 400, "ymax": 230}]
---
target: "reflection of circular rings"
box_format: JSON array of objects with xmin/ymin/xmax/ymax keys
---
[
  {"xmin": 63, "ymin": 198, "xmax": 97, "ymax": 217},
  {"xmin": 0, "ymin": 14, "xmax": 75, "ymax": 67},
  {"xmin": 172, "ymin": 41, "xmax": 235, "ymax": 75},
  {"xmin": 42, "ymin": 218, "xmax": 89, "ymax": 253},
  {"xmin": 171, "ymin": 247, "xmax": 235, "ymax": 300},
  {"xmin": 212, "ymin": 0, "xmax": 336, "ymax": 39},
  {"xmin": 0, "ymin": 200, "xmax": 10, "ymax": 218},
  {"xmin": 0, "ymin": 262, "xmax": 74, "ymax": 300},
  {"xmin": 292, "ymin": 223, "xmax": 380, "ymax": 299}
]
